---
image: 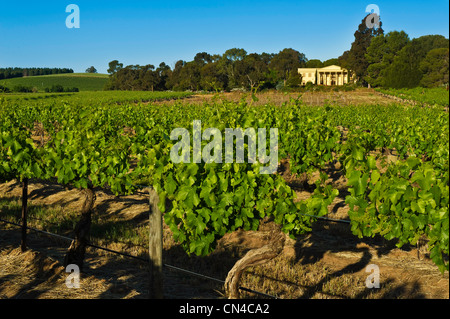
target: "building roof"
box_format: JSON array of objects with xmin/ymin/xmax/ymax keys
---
[
  {"xmin": 298, "ymin": 65, "xmax": 348, "ymax": 72},
  {"xmin": 318, "ymin": 65, "xmax": 345, "ymax": 71}
]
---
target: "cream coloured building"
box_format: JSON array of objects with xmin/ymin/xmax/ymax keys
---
[{"xmin": 298, "ymin": 65, "xmax": 352, "ymax": 86}]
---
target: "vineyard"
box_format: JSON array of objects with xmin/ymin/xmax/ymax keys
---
[
  {"xmin": 0, "ymin": 73, "xmax": 110, "ymax": 92},
  {"xmin": 375, "ymin": 87, "xmax": 449, "ymax": 108},
  {"xmin": 0, "ymin": 89, "xmax": 448, "ymax": 298}
]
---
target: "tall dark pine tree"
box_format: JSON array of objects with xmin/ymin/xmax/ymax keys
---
[{"xmin": 348, "ymin": 14, "xmax": 384, "ymax": 85}]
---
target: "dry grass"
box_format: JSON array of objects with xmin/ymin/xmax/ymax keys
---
[
  {"xmin": 1, "ymin": 172, "xmax": 448, "ymax": 299},
  {"xmin": 151, "ymin": 88, "xmax": 397, "ymax": 107}
]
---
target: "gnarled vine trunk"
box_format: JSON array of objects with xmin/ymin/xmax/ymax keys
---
[
  {"xmin": 64, "ymin": 187, "xmax": 96, "ymax": 271},
  {"xmin": 225, "ymin": 221, "xmax": 286, "ymax": 299}
]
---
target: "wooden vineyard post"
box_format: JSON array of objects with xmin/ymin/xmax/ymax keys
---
[
  {"xmin": 149, "ymin": 187, "xmax": 163, "ymax": 299},
  {"xmin": 21, "ymin": 178, "xmax": 29, "ymax": 252}
]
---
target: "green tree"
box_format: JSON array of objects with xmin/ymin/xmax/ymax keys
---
[
  {"xmin": 233, "ymin": 53, "xmax": 269, "ymax": 90},
  {"xmin": 140, "ymin": 64, "xmax": 158, "ymax": 91},
  {"xmin": 365, "ymin": 31, "xmax": 410, "ymax": 87},
  {"xmin": 115, "ymin": 65, "xmax": 140, "ymax": 90},
  {"xmin": 85, "ymin": 66, "xmax": 98, "ymax": 74},
  {"xmin": 223, "ymin": 48, "xmax": 247, "ymax": 62},
  {"xmin": 166, "ymin": 60, "xmax": 185, "ymax": 90},
  {"xmin": 323, "ymin": 58, "xmax": 339, "ymax": 67},
  {"xmin": 338, "ymin": 50, "xmax": 351, "ymax": 70},
  {"xmin": 194, "ymin": 52, "xmax": 213, "ymax": 66},
  {"xmin": 305, "ymin": 59, "xmax": 323, "ymax": 68},
  {"xmin": 384, "ymin": 35, "xmax": 449, "ymax": 88},
  {"xmin": 156, "ymin": 62, "xmax": 171, "ymax": 90},
  {"xmin": 200, "ymin": 62, "xmax": 226, "ymax": 92},
  {"xmin": 286, "ymin": 71, "xmax": 302, "ymax": 89},
  {"xmin": 420, "ymin": 47, "xmax": 449, "ymax": 87},
  {"xmin": 270, "ymin": 48, "xmax": 307, "ymax": 88},
  {"xmin": 107, "ymin": 60, "xmax": 123, "ymax": 75},
  {"xmin": 347, "ymin": 14, "xmax": 384, "ymax": 84},
  {"xmin": 218, "ymin": 48, "xmax": 248, "ymax": 89},
  {"xmin": 177, "ymin": 61, "xmax": 201, "ymax": 91}
]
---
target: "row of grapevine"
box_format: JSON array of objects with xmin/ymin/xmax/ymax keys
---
[
  {"xmin": 375, "ymin": 87, "xmax": 449, "ymax": 108},
  {"xmin": 0, "ymin": 92, "xmax": 448, "ymax": 271},
  {"xmin": 329, "ymin": 104, "xmax": 449, "ymax": 272}
]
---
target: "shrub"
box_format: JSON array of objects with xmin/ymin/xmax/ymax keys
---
[
  {"xmin": 45, "ymin": 85, "xmax": 79, "ymax": 93},
  {"xmin": 0, "ymin": 85, "xmax": 10, "ymax": 93},
  {"xmin": 13, "ymin": 85, "xmax": 33, "ymax": 93}
]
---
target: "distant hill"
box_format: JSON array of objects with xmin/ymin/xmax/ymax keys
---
[{"xmin": 0, "ymin": 73, "xmax": 109, "ymax": 92}]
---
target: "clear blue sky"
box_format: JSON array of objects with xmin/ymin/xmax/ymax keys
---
[{"xmin": 0, "ymin": 0, "xmax": 448, "ymax": 74}]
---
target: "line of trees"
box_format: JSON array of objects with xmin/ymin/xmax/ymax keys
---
[
  {"xmin": 366, "ymin": 33, "xmax": 449, "ymax": 88},
  {"xmin": 0, "ymin": 68, "xmax": 74, "ymax": 80},
  {"xmin": 0, "ymin": 84, "xmax": 79, "ymax": 93},
  {"xmin": 105, "ymin": 19, "xmax": 448, "ymax": 93},
  {"xmin": 339, "ymin": 15, "xmax": 449, "ymax": 88},
  {"xmin": 1, "ymin": 15, "xmax": 447, "ymax": 92},
  {"xmin": 105, "ymin": 48, "xmax": 312, "ymax": 92}
]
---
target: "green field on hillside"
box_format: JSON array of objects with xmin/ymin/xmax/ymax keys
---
[{"xmin": 0, "ymin": 73, "xmax": 109, "ymax": 92}]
